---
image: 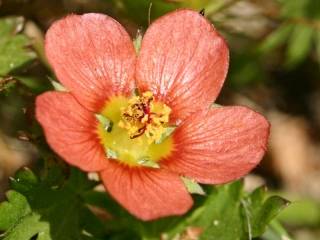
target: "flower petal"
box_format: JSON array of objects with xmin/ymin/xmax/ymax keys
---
[
  {"xmin": 36, "ymin": 92, "xmax": 108, "ymax": 171},
  {"xmin": 136, "ymin": 9, "xmax": 229, "ymax": 122},
  {"xmin": 163, "ymin": 106, "xmax": 270, "ymax": 184},
  {"xmin": 100, "ymin": 161, "xmax": 193, "ymax": 220},
  {"xmin": 45, "ymin": 13, "xmax": 136, "ymax": 112}
]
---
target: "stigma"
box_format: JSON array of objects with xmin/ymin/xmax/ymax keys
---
[{"xmin": 118, "ymin": 91, "xmax": 171, "ymax": 143}]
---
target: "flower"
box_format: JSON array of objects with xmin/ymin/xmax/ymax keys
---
[{"xmin": 36, "ymin": 9, "xmax": 270, "ymax": 221}]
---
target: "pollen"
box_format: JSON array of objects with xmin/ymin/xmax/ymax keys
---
[
  {"xmin": 96, "ymin": 93, "xmax": 174, "ymax": 167},
  {"xmin": 118, "ymin": 91, "xmax": 171, "ymax": 144}
]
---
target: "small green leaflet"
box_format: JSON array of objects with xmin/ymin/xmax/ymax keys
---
[
  {"xmin": 106, "ymin": 148, "xmax": 118, "ymax": 159},
  {"xmin": 133, "ymin": 29, "xmax": 143, "ymax": 53},
  {"xmin": 138, "ymin": 157, "xmax": 160, "ymax": 168},
  {"xmin": 49, "ymin": 77, "xmax": 67, "ymax": 92},
  {"xmin": 211, "ymin": 103, "xmax": 222, "ymax": 108},
  {"xmin": 133, "ymin": 87, "xmax": 140, "ymax": 96},
  {"xmin": 155, "ymin": 126, "xmax": 176, "ymax": 144},
  {"xmin": 181, "ymin": 176, "xmax": 206, "ymax": 195},
  {"xmin": 95, "ymin": 114, "xmax": 113, "ymax": 132}
]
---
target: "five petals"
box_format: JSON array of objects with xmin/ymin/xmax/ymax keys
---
[{"xmin": 36, "ymin": 9, "xmax": 269, "ymax": 221}]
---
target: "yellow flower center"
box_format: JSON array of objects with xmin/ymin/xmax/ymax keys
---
[{"xmin": 96, "ymin": 92, "xmax": 174, "ymax": 167}]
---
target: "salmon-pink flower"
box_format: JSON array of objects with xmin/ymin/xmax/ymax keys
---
[{"xmin": 36, "ymin": 10, "xmax": 270, "ymax": 220}]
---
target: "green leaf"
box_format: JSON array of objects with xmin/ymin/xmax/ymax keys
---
[
  {"xmin": 277, "ymin": 197, "xmax": 320, "ymax": 227},
  {"xmin": 163, "ymin": 181, "xmax": 289, "ymax": 240},
  {"xmin": 259, "ymin": 24, "xmax": 294, "ymax": 53},
  {"xmin": 315, "ymin": 30, "xmax": 320, "ymax": 64},
  {"xmin": 0, "ymin": 190, "xmax": 51, "ymax": 240},
  {"xmin": 262, "ymin": 220, "xmax": 293, "ymax": 240},
  {"xmin": 181, "ymin": 177, "xmax": 206, "ymax": 196},
  {"xmin": 0, "ymin": 17, "xmax": 36, "ymax": 77},
  {"xmin": 197, "ymin": 181, "xmax": 246, "ymax": 240},
  {"xmin": 0, "ymin": 168, "xmax": 104, "ymax": 240},
  {"xmin": 286, "ymin": 24, "xmax": 314, "ymax": 67},
  {"xmin": 242, "ymin": 187, "xmax": 290, "ymax": 237},
  {"xmin": 280, "ymin": 0, "xmax": 318, "ymax": 19},
  {"xmin": 0, "ymin": 191, "xmax": 32, "ymax": 231},
  {"xmin": 15, "ymin": 75, "xmax": 52, "ymax": 93}
]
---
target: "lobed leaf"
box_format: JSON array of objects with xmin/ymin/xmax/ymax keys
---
[
  {"xmin": 0, "ymin": 168, "xmax": 104, "ymax": 240},
  {"xmin": 0, "ymin": 17, "xmax": 36, "ymax": 77}
]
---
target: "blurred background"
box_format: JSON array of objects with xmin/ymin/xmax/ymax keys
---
[{"xmin": 0, "ymin": 0, "xmax": 319, "ymax": 239}]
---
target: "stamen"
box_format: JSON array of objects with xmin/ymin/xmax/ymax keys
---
[
  {"xmin": 118, "ymin": 91, "xmax": 172, "ymax": 143},
  {"xmin": 96, "ymin": 95, "xmax": 174, "ymax": 167}
]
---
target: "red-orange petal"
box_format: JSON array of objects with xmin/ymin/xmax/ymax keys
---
[
  {"xmin": 100, "ymin": 161, "xmax": 193, "ymax": 221},
  {"xmin": 45, "ymin": 13, "xmax": 136, "ymax": 112},
  {"xmin": 136, "ymin": 9, "xmax": 229, "ymax": 122},
  {"xmin": 163, "ymin": 106, "xmax": 270, "ymax": 184},
  {"xmin": 36, "ymin": 92, "xmax": 108, "ymax": 171}
]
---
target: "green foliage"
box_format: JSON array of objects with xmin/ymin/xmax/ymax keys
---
[
  {"xmin": 84, "ymin": 180, "xmax": 289, "ymax": 240},
  {"xmin": 0, "ymin": 77, "xmax": 16, "ymax": 93},
  {"xmin": 259, "ymin": 24, "xmax": 294, "ymax": 53},
  {"xmin": 262, "ymin": 220, "xmax": 293, "ymax": 240},
  {"xmin": 260, "ymin": 0, "xmax": 320, "ymax": 67},
  {"xmin": 277, "ymin": 197, "xmax": 320, "ymax": 227},
  {"xmin": 0, "ymin": 190, "xmax": 51, "ymax": 240},
  {"xmin": 0, "ymin": 169, "xmax": 290, "ymax": 240},
  {"xmin": 228, "ymin": 51, "xmax": 266, "ymax": 87},
  {"xmin": 113, "ymin": 0, "xmax": 177, "ymax": 27},
  {"xmin": 0, "ymin": 17, "xmax": 36, "ymax": 77},
  {"xmin": 0, "ymin": 16, "xmax": 51, "ymax": 95},
  {"xmin": 0, "ymin": 191, "xmax": 32, "ymax": 231},
  {"xmin": 286, "ymin": 24, "xmax": 314, "ymax": 67},
  {"xmin": 168, "ymin": 181, "xmax": 289, "ymax": 240},
  {"xmin": 279, "ymin": 0, "xmax": 320, "ymax": 19},
  {"xmin": 0, "ymin": 168, "xmax": 105, "ymax": 240}
]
